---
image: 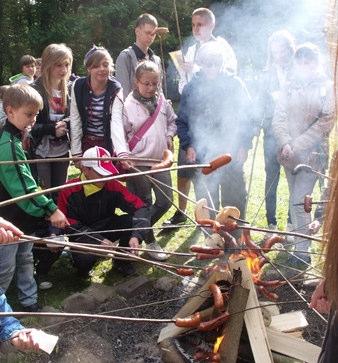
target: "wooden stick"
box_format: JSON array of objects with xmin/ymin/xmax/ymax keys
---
[
  {"xmin": 0, "ymin": 163, "xmax": 214, "ymax": 208},
  {"xmin": 0, "ymin": 156, "xmax": 162, "ymax": 166}
]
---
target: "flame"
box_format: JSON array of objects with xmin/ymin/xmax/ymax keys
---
[
  {"xmin": 213, "ymin": 335, "xmax": 224, "ymax": 353},
  {"xmin": 240, "ymin": 250, "xmax": 262, "ymax": 282}
]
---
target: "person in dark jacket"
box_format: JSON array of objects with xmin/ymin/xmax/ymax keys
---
[
  {"xmin": 58, "ymin": 146, "xmax": 152, "ymax": 276},
  {"xmin": 31, "ymin": 43, "xmax": 73, "ymax": 194},
  {"xmin": 176, "ymin": 42, "xmax": 254, "ymax": 237}
]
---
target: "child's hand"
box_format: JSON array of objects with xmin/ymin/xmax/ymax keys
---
[
  {"xmin": 11, "ymin": 329, "xmax": 40, "ymax": 352},
  {"xmin": 0, "ymin": 217, "xmax": 23, "ymax": 243},
  {"xmin": 55, "ymin": 121, "xmax": 67, "ymax": 137},
  {"xmin": 129, "ymin": 237, "xmax": 140, "ymax": 255},
  {"xmin": 167, "ymin": 136, "xmax": 174, "ymax": 151},
  {"xmin": 49, "ymin": 209, "xmax": 69, "ymax": 229},
  {"xmin": 309, "ymin": 220, "xmax": 321, "ymax": 234},
  {"xmin": 186, "ymin": 147, "xmax": 196, "ymax": 163},
  {"xmin": 309, "ymin": 280, "xmax": 330, "ymax": 314}
]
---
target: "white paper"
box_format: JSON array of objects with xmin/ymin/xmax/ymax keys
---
[{"xmin": 36, "ymin": 330, "xmax": 59, "ymax": 354}]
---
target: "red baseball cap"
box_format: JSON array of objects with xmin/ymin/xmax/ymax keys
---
[{"xmin": 82, "ymin": 146, "xmax": 119, "ymax": 176}]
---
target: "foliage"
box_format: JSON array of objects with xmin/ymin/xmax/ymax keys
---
[{"xmin": 0, "ymin": 0, "xmax": 210, "ymax": 83}]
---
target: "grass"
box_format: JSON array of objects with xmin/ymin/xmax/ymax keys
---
[{"xmin": 7, "ymin": 132, "xmax": 324, "ymax": 311}]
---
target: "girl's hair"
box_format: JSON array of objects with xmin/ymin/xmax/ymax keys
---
[
  {"xmin": 323, "ymin": 151, "xmax": 338, "ymax": 305},
  {"xmin": 135, "ymin": 61, "xmax": 160, "ymax": 80},
  {"xmin": 40, "ymin": 43, "xmax": 73, "ymax": 110},
  {"xmin": 266, "ymin": 29, "xmax": 296, "ymax": 69},
  {"xmin": 84, "ymin": 45, "xmax": 113, "ymax": 71}
]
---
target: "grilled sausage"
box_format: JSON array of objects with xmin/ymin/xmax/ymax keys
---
[
  {"xmin": 151, "ymin": 149, "xmax": 173, "ymax": 170},
  {"xmin": 304, "ymin": 195, "xmax": 313, "ymax": 213},
  {"xmin": 197, "ymin": 311, "xmax": 230, "ymax": 332},
  {"xmin": 175, "ymin": 312, "xmax": 201, "ymax": 328},
  {"xmin": 176, "ymin": 268, "xmax": 194, "ymax": 276},
  {"xmin": 209, "ymin": 284, "xmax": 224, "ymax": 310},
  {"xmin": 202, "ymin": 154, "xmax": 232, "ymax": 175}
]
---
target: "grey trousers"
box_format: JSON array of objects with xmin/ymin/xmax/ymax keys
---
[
  {"xmin": 285, "ymin": 167, "xmax": 318, "ymax": 258},
  {"xmin": 127, "ymin": 166, "xmax": 173, "ymax": 241}
]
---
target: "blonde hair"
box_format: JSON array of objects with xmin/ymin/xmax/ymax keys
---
[
  {"xmin": 135, "ymin": 61, "xmax": 160, "ymax": 80},
  {"xmin": 40, "ymin": 43, "xmax": 73, "ymax": 110},
  {"xmin": 3, "ymin": 84, "xmax": 43, "ymax": 112}
]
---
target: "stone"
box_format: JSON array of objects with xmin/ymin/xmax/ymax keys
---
[
  {"xmin": 115, "ymin": 275, "xmax": 150, "ymax": 297},
  {"xmin": 62, "ymin": 292, "xmax": 97, "ymax": 313},
  {"xmin": 83, "ymin": 283, "xmax": 116, "ymax": 303},
  {"xmin": 153, "ymin": 276, "xmax": 177, "ymax": 292}
]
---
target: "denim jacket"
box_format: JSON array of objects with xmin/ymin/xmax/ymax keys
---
[{"xmin": 0, "ymin": 289, "xmax": 24, "ymax": 342}]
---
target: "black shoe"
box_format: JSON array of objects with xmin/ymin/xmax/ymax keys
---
[
  {"xmin": 163, "ymin": 211, "xmax": 187, "ymax": 226},
  {"xmin": 114, "ymin": 261, "xmax": 136, "ymax": 277},
  {"xmin": 22, "ymin": 303, "xmax": 41, "ymax": 312}
]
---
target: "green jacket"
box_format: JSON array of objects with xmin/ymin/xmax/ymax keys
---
[{"xmin": 0, "ymin": 121, "xmax": 57, "ymax": 232}]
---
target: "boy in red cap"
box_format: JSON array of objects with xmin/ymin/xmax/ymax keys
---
[{"xmin": 58, "ymin": 146, "xmax": 152, "ymax": 276}]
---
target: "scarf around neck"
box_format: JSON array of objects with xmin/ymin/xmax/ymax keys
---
[{"xmin": 132, "ymin": 89, "xmax": 159, "ymax": 115}]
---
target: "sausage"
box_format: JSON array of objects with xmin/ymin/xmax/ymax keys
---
[
  {"xmin": 196, "ymin": 218, "xmax": 222, "ymax": 233},
  {"xmin": 175, "ymin": 312, "xmax": 201, "ymax": 328},
  {"xmin": 176, "ymin": 268, "xmax": 194, "ymax": 276},
  {"xmin": 190, "ymin": 245, "xmax": 222, "ymax": 255},
  {"xmin": 151, "ymin": 149, "xmax": 173, "ymax": 170},
  {"xmin": 304, "ymin": 195, "xmax": 313, "ymax": 213},
  {"xmin": 197, "ymin": 311, "xmax": 230, "ymax": 332},
  {"xmin": 262, "ymin": 234, "xmax": 285, "ymax": 252},
  {"xmin": 258, "ymin": 286, "xmax": 278, "ymax": 301},
  {"xmin": 202, "ymin": 154, "xmax": 232, "ymax": 175},
  {"xmin": 209, "ymin": 284, "xmax": 224, "ymax": 310},
  {"xmin": 258, "ymin": 256, "xmax": 268, "ymax": 269},
  {"xmin": 196, "ymin": 251, "xmax": 224, "ymax": 260},
  {"xmin": 242, "ymin": 234, "xmax": 261, "ymax": 253}
]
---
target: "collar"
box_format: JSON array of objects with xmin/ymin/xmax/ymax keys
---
[
  {"xmin": 132, "ymin": 43, "xmax": 155, "ymax": 61},
  {"xmin": 81, "ymin": 173, "xmax": 103, "ymax": 197},
  {"xmin": 4, "ymin": 121, "xmax": 23, "ymax": 139}
]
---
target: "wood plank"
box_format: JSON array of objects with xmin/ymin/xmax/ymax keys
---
[
  {"xmin": 267, "ymin": 328, "xmax": 321, "ymax": 363},
  {"xmin": 219, "ymin": 269, "xmax": 249, "ymax": 363},
  {"xmin": 270, "ymin": 311, "xmax": 308, "ymax": 333},
  {"xmin": 158, "ymin": 269, "xmax": 231, "ymax": 342},
  {"xmin": 229, "ymin": 258, "xmax": 274, "ymax": 363}
]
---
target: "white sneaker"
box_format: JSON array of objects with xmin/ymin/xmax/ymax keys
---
[{"xmin": 147, "ymin": 242, "xmax": 168, "ymax": 261}]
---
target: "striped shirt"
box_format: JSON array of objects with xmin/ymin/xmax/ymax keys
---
[{"xmin": 87, "ymin": 92, "xmax": 105, "ymax": 136}]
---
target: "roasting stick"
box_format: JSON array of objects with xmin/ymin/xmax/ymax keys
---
[
  {"xmin": 0, "ymin": 156, "xmax": 162, "ymax": 166},
  {"xmin": 131, "ymin": 169, "xmax": 248, "ymax": 224},
  {"xmin": 22, "ymin": 235, "xmax": 204, "ymax": 272},
  {"xmin": 0, "ymin": 156, "xmax": 230, "ymax": 208},
  {"xmin": 130, "ymin": 166, "xmax": 212, "ymax": 238}
]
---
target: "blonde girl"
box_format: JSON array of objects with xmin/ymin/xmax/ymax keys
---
[{"xmin": 31, "ymin": 43, "xmax": 73, "ymax": 192}]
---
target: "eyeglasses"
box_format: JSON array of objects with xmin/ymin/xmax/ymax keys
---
[{"xmin": 137, "ymin": 80, "xmax": 159, "ymax": 88}]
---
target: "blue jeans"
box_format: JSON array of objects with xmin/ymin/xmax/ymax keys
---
[{"xmin": 0, "ymin": 243, "xmax": 37, "ymax": 307}]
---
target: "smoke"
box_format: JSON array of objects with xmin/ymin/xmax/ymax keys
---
[{"xmin": 211, "ymin": 0, "xmax": 330, "ymax": 73}]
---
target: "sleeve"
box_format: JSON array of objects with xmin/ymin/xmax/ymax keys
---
[
  {"xmin": 115, "ymin": 52, "xmax": 132, "ymax": 100},
  {"xmin": 0, "ymin": 292, "xmax": 24, "ymax": 343},
  {"xmin": 272, "ymin": 91, "xmax": 293, "ymax": 149},
  {"xmin": 165, "ymin": 99, "xmax": 177, "ymax": 138},
  {"xmin": 111, "ymin": 91, "xmax": 130, "ymax": 158},
  {"xmin": 70, "ymin": 81, "xmax": 84, "ymax": 156},
  {"xmin": 222, "ymin": 39, "xmax": 238, "ymax": 75},
  {"xmin": 176, "ymin": 87, "xmax": 192, "ymax": 150},
  {"xmin": 292, "ymin": 83, "xmax": 335, "ymax": 153},
  {"xmin": 0, "ymin": 143, "xmax": 57, "ymax": 217}
]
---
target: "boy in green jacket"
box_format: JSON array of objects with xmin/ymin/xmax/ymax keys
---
[{"xmin": 0, "ymin": 84, "xmax": 68, "ymax": 311}]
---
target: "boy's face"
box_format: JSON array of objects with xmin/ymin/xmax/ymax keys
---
[
  {"xmin": 22, "ymin": 63, "xmax": 36, "ymax": 79},
  {"xmin": 192, "ymin": 15, "xmax": 214, "ymax": 42},
  {"xmin": 6, "ymin": 104, "xmax": 39, "ymax": 130},
  {"xmin": 135, "ymin": 23, "xmax": 157, "ymax": 48}
]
